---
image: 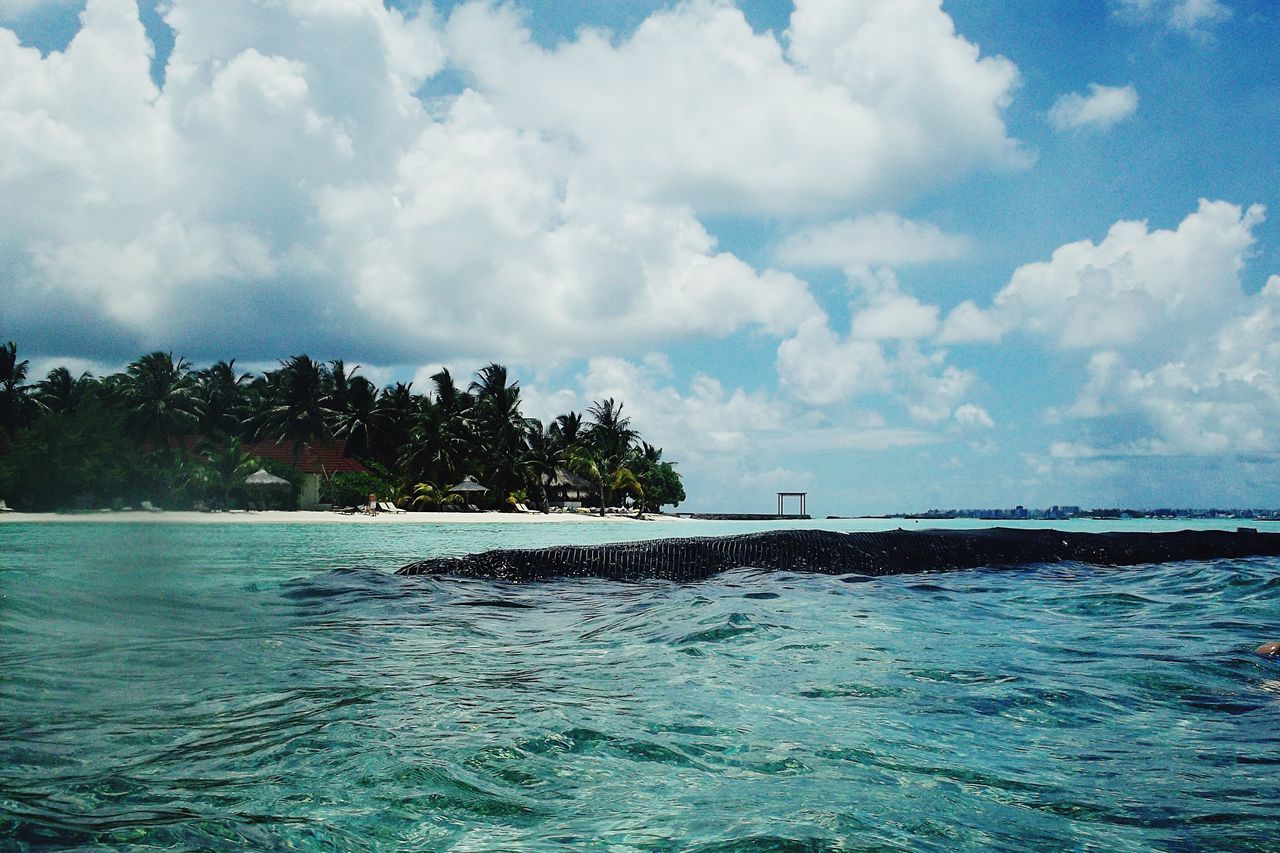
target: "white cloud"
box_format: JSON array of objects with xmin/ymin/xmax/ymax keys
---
[
  {"xmin": 1114, "ymin": 0, "xmax": 1232, "ymax": 35},
  {"xmin": 1048, "ymin": 83, "xmax": 1138, "ymax": 133},
  {"xmin": 1, "ymin": 0, "xmax": 833, "ymax": 364},
  {"xmin": 524, "ymin": 355, "xmax": 940, "ymax": 509},
  {"xmin": 447, "ymin": 0, "xmax": 1023, "ymax": 215},
  {"xmin": 1054, "ymin": 278, "xmax": 1280, "ymax": 458},
  {"xmin": 1, "ymin": 0, "xmax": 1023, "ymax": 370},
  {"xmin": 1170, "ymin": 0, "xmax": 1232, "ymax": 32},
  {"xmin": 774, "ymin": 213, "xmax": 969, "ymax": 269},
  {"xmin": 957, "ymin": 201, "xmax": 1278, "ymax": 463},
  {"xmin": 772, "ymin": 266, "xmax": 988, "ymax": 429},
  {"xmin": 777, "ymin": 318, "xmax": 894, "ymax": 406},
  {"xmin": 954, "ymin": 403, "xmax": 995, "ymax": 429},
  {"xmin": 981, "ymin": 200, "xmax": 1264, "ymax": 359},
  {"xmin": 938, "ymin": 300, "xmax": 1005, "ymax": 344}
]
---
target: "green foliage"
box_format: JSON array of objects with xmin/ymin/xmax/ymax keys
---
[
  {"xmin": 0, "ymin": 340, "xmax": 35, "ymax": 441},
  {"xmin": 320, "ymin": 470, "xmax": 392, "ymax": 509},
  {"xmin": 0, "ymin": 342, "xmax": 688, "ymax": 513},
  {"xmin": 639, "ymin": 461, "xmax": 685, "ymax": 510},
  {"xmin": 194, "ymin": 438, "xmax": 262, "ymax": 509},
  {"xmin": 0, "ymin": 402, "xmax": 163, "ymax": 511},
  {"xmin": 254, "ymin": 459, "xmax": 304, "ymax": 510},
  {"xmin": 121, "ymin": 351, "xmax": 201, "ymax": 446}
]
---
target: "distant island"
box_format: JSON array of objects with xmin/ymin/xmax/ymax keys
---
[
  {"xmin": 0, "ymin": 342, "xmax": 685, "ymax": 516},
  {"xmin": 869, "ymin": 506, "xmax": 1280, "ymax": 522}
]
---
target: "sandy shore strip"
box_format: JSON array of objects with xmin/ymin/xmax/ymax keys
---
[{"xmin": 0, "ymin": 509, "xmax": 680, "ymax": 525}]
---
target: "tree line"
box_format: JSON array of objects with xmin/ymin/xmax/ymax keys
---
[{"xmin": 0, "ymin": 342, "xmax": 685, "ymax": 514}]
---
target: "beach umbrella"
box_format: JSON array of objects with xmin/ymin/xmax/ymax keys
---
[
  {"xmin": 448, "ymin": 476, "xmax": 489, "ymax": 494},
  {"xmin": 244, "ymin": 468, "xmax": 290, "ymax": 488}
]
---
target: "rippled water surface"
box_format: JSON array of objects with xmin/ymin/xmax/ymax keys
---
[{"xmin": 3, "ymin": 519, "xmax": 1280, "ymax": 850}]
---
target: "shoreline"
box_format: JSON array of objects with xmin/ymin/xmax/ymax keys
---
[{"xmin": 0, "ymin": 509, "xmax": 682, "ymax": 525}]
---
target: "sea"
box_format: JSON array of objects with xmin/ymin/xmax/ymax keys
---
[{"xmin": 2, "ymin": 517, "xmax": 1279, "ymax": 850}]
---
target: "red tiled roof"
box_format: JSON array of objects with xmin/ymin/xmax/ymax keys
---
[
  {"xmin": 178, "ymin": 436, "xmax": 369, "ymax": 475},
  {"xmin": 245, "ymin": 440, "xmax": 369, "ymax": 475}
]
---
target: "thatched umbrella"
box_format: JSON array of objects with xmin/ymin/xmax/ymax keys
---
[
  {"xmin": 449, "ymin": 476, "xmax": 489, "ymax": 495},
  {"xmin": 245, "ymin": 468, "xmax": 291, "ymax": 510},
  {"xmin": 245, "ymin": 468, "xmax": 290, "ymax": 488}
]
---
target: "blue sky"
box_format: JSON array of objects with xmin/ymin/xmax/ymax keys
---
[{"xmin": 2, "ymin": 0, "xmax": 1279, "ymax": 514}]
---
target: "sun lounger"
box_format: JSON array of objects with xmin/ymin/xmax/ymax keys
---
[
  {"xmin": 379, "ymin": 501, "xmax": 406, "ymax": 514},
  {"xmin": 140, "ymin": 501, "xmax": 163, "ymax": 512},
  {"xmin": 0, "ymin": 500, "xmax": 13, "ymax": 513}
]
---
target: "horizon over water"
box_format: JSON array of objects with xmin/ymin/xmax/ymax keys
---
[{"xmin": 3, "ymin": 518, "xmax": 1280, "ymax": 849}]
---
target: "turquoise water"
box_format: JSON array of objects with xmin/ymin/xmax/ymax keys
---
[{"xmin": 2, "ymin": 518, "xmax": 1280, "ymax": 850}]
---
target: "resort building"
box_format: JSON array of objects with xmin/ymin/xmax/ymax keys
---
[{"xmin": 245, "ymin": 440, "xmax": 370, "ymax": 508}]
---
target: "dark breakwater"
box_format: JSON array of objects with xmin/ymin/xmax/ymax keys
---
[{"xmin": 398, "ymin": 527, "xmax": 1280, "ymax": 582}]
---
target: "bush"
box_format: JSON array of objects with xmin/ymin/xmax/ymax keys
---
[
  {"xmin": 0, "ymin": 404, "xmax": 162, "ymax": 511},
  {"xmin": 320, "ymin": 471, "xmax": 392, "ymax": 509}
]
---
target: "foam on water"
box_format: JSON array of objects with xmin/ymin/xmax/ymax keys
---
[{"xmin": 2, "ymin": 519, "xmax": 1280, "ymax": 849}]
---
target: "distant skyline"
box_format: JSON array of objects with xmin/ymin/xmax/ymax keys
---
[{"xmin": 3, "ymin": 0, "xmax": 1279, "ymax": 514}]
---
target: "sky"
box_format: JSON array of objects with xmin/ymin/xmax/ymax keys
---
[{"xmin": 2, "ymin": 0, "xmax": 1279, "ymax": 515}]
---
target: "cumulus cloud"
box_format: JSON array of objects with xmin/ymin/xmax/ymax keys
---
[
  {"xmin": 774, "ymin": 268, "xmax": 985, "ymax": 427},
  {"xmin": 938, "ymin": 300, "xmax": 1005, "ymax": 344},
  {"xmin": 777, "ymin": 318, "xmax": 893, "ymax": 406},
  {"xmin": 774, "ymin": 213, "xmax": 969, "ymax": 269},
  {"xmin": 0, "ymin": 0, "xmax": 1022, "ymax": 370},
  {"xmin": 958, "ymin": 202, "xmax": 1278, "ymax": 463},
  {"xmin": 447, "ymin": 0, "xmax": 1023, "ymax": 215},
  {"xmin": 980, "ymin": 200, "xmax": 1264, "ymax": 359},
  {"xmin": 1053, "ymin": 277, "xmax": 1280, "ymax": 458},
  {"xmin": 1048, "ymin": 83, "xmax": 1138, "ymax": 132}
]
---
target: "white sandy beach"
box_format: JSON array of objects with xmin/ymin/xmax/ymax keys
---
[{"xmin": 0, "ymin": 509, "xmax": 679, "ymax": 525}]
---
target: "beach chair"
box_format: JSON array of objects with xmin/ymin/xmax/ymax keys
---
[
  {"xmin": 0, "ymin": 499, "xmax": 13, "ymax": 513},
  {"xmin": 140, "ymin": 500, "xmax": 163, "ymax": 512},
  {"xmin": 379, "ymin": 501, "xmax": 406, "ymax": 514}
]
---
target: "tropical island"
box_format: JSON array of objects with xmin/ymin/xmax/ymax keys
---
[{"xmin": 0, "ymin": 341, "xmax": 685, "ymax": 517}]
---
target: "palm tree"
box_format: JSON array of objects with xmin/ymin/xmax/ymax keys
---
[
  {"xmin": 581, "ymin": 398, "xmax": 639, "ymax": 512},
  {"xmin": 197, "ymin": 360, "xmax": 253, "ymax": 438},
  {"xmin": 551, "ymin": 411, "xmax": 583, "ymax": 450},
  {"xmin": 0, "ymin": 341, "xmax": 35, "ymax": 440},
  {"xmin": 567, "ymin": 445, "xmax": 610, "ymax": 517},
  {"xmin": 431, "ymin": 368, "xmax": 472, "ymax": 421},
  {"xmin": 611, "ymin": 466, "xmax": 645, "ymax": 518},
  {"xmin": 257, "ymin": 355, "xmax": 335, "ymax": 452},
  {"xmin": 470, "ymin": 363, "xmax": 530, "ymax": 505},
  {"xmin": 410, "ymin": 481, "xmax": 462, "ymax": 512},
  {"xmin": 120, "ymin": 351, "xmax": 202, "ymax": 447},
  {"xmin": 195, "ymin": 436, "xmax": 258, "ymax": 508},
  {"xmin": 521, "ymin": 419, "xmax": 566, "ymax": 512},
  {"xmin": 330, "ymin": 374, "xmax": 391, "ymax": 460},
  {"xmin": 36, "ymin": 366, "xmax": 96, "ymax": 416},
  {"xmin": 378, "ymin": 382, "xmax": 418, "ymax": 472},
  {"xmin": 585, "ymin": 399, "xmax": 638, "ymax": 463},
  {"xmin": 400, "ymin": 392, "xmax": 471, "ymax": 488}
]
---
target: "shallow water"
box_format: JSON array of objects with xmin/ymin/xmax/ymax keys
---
[{"xmin": 3, "ymin": 519, "xmax": 1280, "ymax": 850}]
